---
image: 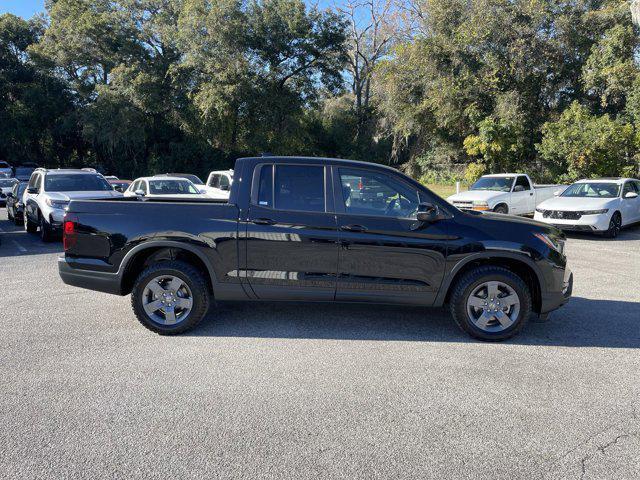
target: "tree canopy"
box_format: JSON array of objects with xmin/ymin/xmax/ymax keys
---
[{"xmin": 0, "ymin": 0, "xmax": 638, "ymax": 182}]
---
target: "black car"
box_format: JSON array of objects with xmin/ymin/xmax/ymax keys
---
[
  {"xmin": 59, "ymin": 156, "xmax": 572, "ymax": 341},
  {"xmin": 5, "ymin": 181, "xmax": 26, "ymax": 225}
]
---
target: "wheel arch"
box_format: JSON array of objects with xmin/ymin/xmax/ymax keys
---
[
  {"xmin": 119, "ymin": 241, "xmax": 218, "ymax": 295},
  {"xmin": 493, "ymin": 202, "xmax": 509, "ymax": 213},
  {"xmin": 436, "ymin": 253, "xmax": 543, "ymax": 313}
]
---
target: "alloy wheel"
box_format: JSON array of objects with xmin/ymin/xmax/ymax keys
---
[
  {"xmin": 142, "ymin": 275, "xmax": 194, "ymax": 325},
  {"xmin": 466, "ymin": 281, "xmax": 521, "ymax": 333}
]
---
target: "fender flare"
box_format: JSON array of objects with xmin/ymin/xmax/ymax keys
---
[
  {"xmin": 117, "ymin": 240, "xmax": 220, "ymax": 289},
  {"xmin": 433, "ymin": 251, "xmax": 544, "ymax": 307}
]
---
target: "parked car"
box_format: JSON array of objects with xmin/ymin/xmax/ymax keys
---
[
  {"xmin": 534, "ymin": 178, "xmax": 640, "ymax": 237},
  {"xmin": 6, "ymin": 181, "xmax": 27, "ymax": 225},
  {"xmin": 23, "ymin": 168, "xmax": 122, "ymax": 242},
  {"xmin": 125, "ymin": 176, "xmax": 207, "ymax": 199},
  {"xmin": 108, "ymin": 179, "xmax": 132, "ymax": 193},
  {"xmin": 59, "ymin": 156, "xmax": 572, "ymax": 341},
  {"xmin": 447, "ymin": 174, "xmax": 566, "ymax": 215},
  {"xmin": 154, "ymin": 173, "xmax": 207, "ymax": 192},
  {"xmin": 0, "ymin": 161, "xmax": 13, "ymax": 178},
  {"xmin": 205, "ymin": 169, "xmax": 234, "ymax": 199},
  {"xmin": 0, "ymin": 178, "xmax": 19, "ymax": 205},
  {"xmin": 13, "ymin": 163, "xmax": 39, "ymax": 181}
]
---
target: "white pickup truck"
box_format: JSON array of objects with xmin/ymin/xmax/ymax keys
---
[
  {"xmin": 447, "ymin": 173, "xmax": 566, "ymax": 215},
  {"xmin": 205, "ymin": 169, "xmax": 233, "ymax": 199}
]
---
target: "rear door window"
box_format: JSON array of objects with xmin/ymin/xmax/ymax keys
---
[{"xmin": 255, "ymin": 165, "xmax": 325, "ymax": 212}]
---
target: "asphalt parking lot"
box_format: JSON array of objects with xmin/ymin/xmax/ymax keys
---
[{"xmin": 1, "ymin": 209, "xmax": 639, "ymax": 479}]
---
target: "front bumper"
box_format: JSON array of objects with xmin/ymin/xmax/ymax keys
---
[
  {"xmin": 533, "ymin": 212, "xmax": 610, "ymax": 232},
  {"xmin": 58, "ymin": 256, "xmax": 123, "ymax": 295},
  {"xmin": 540, "ymin": 268, "xmax": 573, "ymax": 314}
]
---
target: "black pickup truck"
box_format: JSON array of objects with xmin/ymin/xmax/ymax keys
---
[{"xmin": 59, "ymin": 156, "xmax": 572, "ymax": 340}]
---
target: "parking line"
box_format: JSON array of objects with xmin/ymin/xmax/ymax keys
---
[{"xmin": 11, "ymin": 240, "xmax": 27, "ymax": 253}]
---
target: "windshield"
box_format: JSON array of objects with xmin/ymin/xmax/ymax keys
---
[
  {"xmin": 561, "ymin": 182, "xmax": 620, "ymax": 198},
  {"xmin": 44, "ymin": 174, "xmax": 113, "ymax": 192},
  {"xmin": 149, "ymin": 179, "xmax": 199, "ymax": 195},
  {"xmin": 0, "ymin": 161, "xmax": 10, "ymax": 168},
  {"xmin": 0, "ymin": 179, "xmax": 18, "ymax": 187},
  {"xmin": 163, "ymin": 174, "xmax": 203, "ymax": 185},
  {"xmin": 470, "ymin": 177, "xmax": 514, "ymax": 192}
]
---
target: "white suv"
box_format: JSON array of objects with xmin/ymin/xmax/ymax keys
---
[{"xmin": 23, "ymin": 168, "xmax": 122, "ymax": 241}]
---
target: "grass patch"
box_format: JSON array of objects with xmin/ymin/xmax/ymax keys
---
[{"xmin": 424, "ymin": 183, "xmax": 467, "ymax": 199}]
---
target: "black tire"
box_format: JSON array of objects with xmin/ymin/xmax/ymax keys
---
[
  {"xmin": 24, "ymin": 211, "xmax": 38, "ymax": 233},
  {"xmin": 7, "ymin": 208, "xmax": 13, "ymax": 222},
  {"xmin": 493, "ymin": 204, "xmax": 508, "ymax": 214},
  {"xmin": 604, "ymin": 212, "xmax": 622, "ymax": 238},
  {"xmin": 131, "ymin": 260, "xmax": 211, "ymax": 335},
  {"xmin": 13, "ymin": 210, "xmax": 22, "ymax": 226},
  {"xmin": 40, "ymin": 215, "xmax": 55, "ymax": 242},
  {"xmin": 449, "ymin": 266, "xmax": 532, "ymax": 341}
]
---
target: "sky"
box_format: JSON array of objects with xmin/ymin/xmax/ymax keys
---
[
  {"xmin": 0, "ymin": 0, "xmax": 45, "ymax": 19},
  {"xmin": 0, "ymin": 0, "xmax": 340, "ymax": 20}
]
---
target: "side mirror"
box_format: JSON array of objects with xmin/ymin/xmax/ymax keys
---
[
  {"xmin": 416, "ymin": 202, "xmax": 442, "ymax": 222},
  {"xmin": 220, "ymin": 184, "xmax": 230, "ymax": 191},
  {"xmin": 624, "ymin": 191, "xmax": 638, "ymax": 199},
  {"xmin": 513, "ymin": 185, "xmax": 525, "ymax": 192},
  {"xmin": 553, "ymin": 190, "xmax": 561, "ymax": 196},
  {"xmin": 27, "ymin": 187, "xmax": 38, "ymax": 194},
  {"xmin": 134, "ymin": 189, "xmax": 145, "ymax": 197}
]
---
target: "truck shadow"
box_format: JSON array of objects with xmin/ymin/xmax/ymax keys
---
[{"xmin": 189, "ymin": 297, "xmax": 640, "ymax": 349}]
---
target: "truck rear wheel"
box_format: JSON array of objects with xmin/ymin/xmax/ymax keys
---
[
  {"xmin": 449, "ymin": 266, "xmax": 531, "ymax": 341},
  {"xmin": 131, "ymin": 260, "xmax": 211, "ymax": 335}
]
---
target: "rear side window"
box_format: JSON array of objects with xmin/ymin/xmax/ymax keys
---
[
  {"xmin": 219, "ymin": 175, "xmax": 230, "ymax": 188},
  {"xmin": 515, "ymin": 176, "xmax": 531, "ymax": 190},
  {"xmin": 256, "ymin": 165, "xmax": 325, "ymax": 212}
]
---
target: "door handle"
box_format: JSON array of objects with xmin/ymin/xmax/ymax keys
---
[
  {"xmin": 529, "ymin": 192, "xmax": 534, "ymax": 196},
  {"xmin": 252, "ymin": 218, "xmax": 276, "ymax": 225},
  {"xmin": 340, "ymin": 224, "xmax": 367, "ymax": 232}
]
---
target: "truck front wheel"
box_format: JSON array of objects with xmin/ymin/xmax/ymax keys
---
[
  {"xmin": 493, "ymin": 204, "xmax": 508, "ymax": 214},
  {"xmin": 131, "ymin": 260, "xmax": 211, "ymax": 335},
  {"xmin": 449, "ymin": 266, "xmax": 532, "ymax": 341}
]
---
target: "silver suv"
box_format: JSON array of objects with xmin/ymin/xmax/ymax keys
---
[{"xmin": 23, "ymin": 168, "xmax": 122, "ymax": 241}]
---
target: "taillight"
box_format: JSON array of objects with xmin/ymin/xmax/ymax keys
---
[{"xmin": 63, "ymin": 214, "xmax": 78, "ymax": 251}]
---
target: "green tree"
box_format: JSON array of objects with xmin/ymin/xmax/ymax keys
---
[{"xmin": 537, "ymin": 102, "xmax": 635, "ymax": 180}]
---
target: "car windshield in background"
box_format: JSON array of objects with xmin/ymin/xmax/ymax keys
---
[
  {"xmin": 45, "ymin": 174, "xmax": 113, "ymax": 192},
  {"xmin": 561, "ymin": 183, "xmax": 620, "ymax": 198},
  {"xmin": 0, "ymin": 179, "xmax": 18, "ymax": 187},
  {"xmin": 162, "ymin": 174, "xmax": 203, "ymax": 185},
  {"xmin": 149, "ymin": 180, "xmax": 199, "ymax": 195},
  {"xmin": 470, "ymin": 177, "xmax": 514, "ymax": 192}
]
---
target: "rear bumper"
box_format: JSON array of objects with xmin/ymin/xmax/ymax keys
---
[
  {"xmin": 540, "ymin": 269, "xmax": 573, "ymax": 314},
  {"xmin": 58, "ymin": 256, "xmax": 122, "ymax": 295}
]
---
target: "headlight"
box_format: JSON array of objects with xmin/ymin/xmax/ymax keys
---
[
  {"xmin": 534, "ymin": 232, "xmax": 565, "ymax": 254},
  {"xmin": 472, "ymin": 201, "xmax": 490, "ymax": 211},
  {"xmin": 580, "ymin": 209, "xmax": 608, "ymax": 215},
  {"xmin": 45, "ymin": 198, "xmax": 69, "ymax": 209}
]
